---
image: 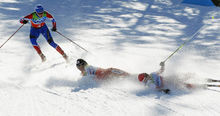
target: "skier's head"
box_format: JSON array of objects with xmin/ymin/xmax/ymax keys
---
[
  {"xmin": 76, "ymin": 59, "xmax": 87, "ymax": 68},
  {"xmin": 35, "ymin": 4, "xmax": 44, "ymax": 14},
  {"xmin": 138, "ymin": 73, "xmax": 150, "ymax": 82}
]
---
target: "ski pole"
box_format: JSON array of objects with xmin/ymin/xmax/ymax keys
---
[
  {"xmin": 162, "ymin": 25, "xmax": 206, "ymax": 63},
  {"xmin": 0, "ymin": 24, "xmax": 24, "ymax": 48},
  {"xmin": 55, "ymin": 31, "xmax": 88, "ymax": 52}
]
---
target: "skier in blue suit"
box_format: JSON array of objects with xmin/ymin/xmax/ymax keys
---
[{"xmin": 20, "ymin": 5, "xmax": 68, "ymax": 62}]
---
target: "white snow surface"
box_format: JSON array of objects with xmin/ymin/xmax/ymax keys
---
[{"xmin": 0, "ymin": 0, "xmax": 220, "ymax": 116}]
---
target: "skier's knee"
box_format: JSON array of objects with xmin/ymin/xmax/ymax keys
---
[
  {"xmin": 49, "ymin": 40, "xmax": 58, "ymax": 48},
  {"xmin": 47, "ymin": 37, "xmax": 54, "ymax": 44},
  {"xmin": 30, "ymin": 38, "xmax": 38, "ymax": 46},
  {"xmin": 30, "ymin": 35, "xmax": 36, "ymax": 38}
]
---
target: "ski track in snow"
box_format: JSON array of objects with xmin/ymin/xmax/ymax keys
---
[{"xmin": 0, "ymin": 0, "xmax": 220, "ymax": 116}]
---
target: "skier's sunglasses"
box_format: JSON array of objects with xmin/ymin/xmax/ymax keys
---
[{"xmin": 37, "ymin": 12, "xmax": 43, "ymax": 15}]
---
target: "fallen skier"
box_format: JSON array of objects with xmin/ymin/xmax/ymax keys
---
[
  {"xmin": 76, "ymin": 59, "xmax": 220, "ymax": 94},
  {"xmin": 137, "ymin": 62, "xmax": 170, "ymax": 94},
  {"xmin": 76, "ymin": 59, "xmax": 130, "ymax": 80}
]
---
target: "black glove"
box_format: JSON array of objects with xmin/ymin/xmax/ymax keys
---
[
  {"xmin": 162, "ymin": 89, "xmax": 170, "ymax": 94},
  {"xmin": 23, "ymin": 20, "xmax": 28, "ymax": 24},
  {"xmin": 51, "ymin": 27, "xmax": 57, "ymax": 32},
  {"xmin": 160, "ymin": 61, "xmax": 165, "ymax": 67}
]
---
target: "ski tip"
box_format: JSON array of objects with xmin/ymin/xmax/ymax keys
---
[{"xmin": 206, "ymin": 84, "xmax": 220, "ymax": 87}]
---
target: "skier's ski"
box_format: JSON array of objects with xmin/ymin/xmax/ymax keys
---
[
  {"xmin": 206, "ymin": 84, "xmax": 220, "ymax": 87},
  {"xmin": 207, "ymin": 79, "xmax": 220, "ymax": 82}
]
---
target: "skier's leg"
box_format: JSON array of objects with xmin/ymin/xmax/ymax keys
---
[
  {"xmin": 33, "ymin": 45, "xmax": 46, "ymax": 62},
  {"xmin": 95, "ymin": 68, "xmax": 129, "ymax": 79},
  {"xmin": 207, "ymin": 78, "xmax": 220, "ymax": 82},
  {"xmin": 184, "ymin": 83, "xmax": 195, "ymax": 89},
  {"xmin": 41, "ymin": 25, "xmax": 68, "ymax": 61},
  {"xmin": 30, "ymin": 27, "xmax": 46, "ymax": 62},
  {"xmin": 56, "ymin": 46, "xmax": 68, "ymax": 61},
  {"xmin": 108, "ymin": 68, "xmax": 130, "ymax": 77}
]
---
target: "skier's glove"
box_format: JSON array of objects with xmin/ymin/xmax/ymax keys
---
[
  {"xmin": 23, "ymin": 20, "xmax": 28, "ymax": 24},
  {"xmin": 162, "ymin": 89, "xmax": 170, "ymax": 94},
  {"xmin": 160, "ymin": 61, "xmax": 165, "ymax": 67},
  {"xmin": 21, "ymin": 20, "xmax": 28, "ymax": 24},
  {"xmin": 51, "ymin": 27, "xmax": 57, "ymax": 32}
]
